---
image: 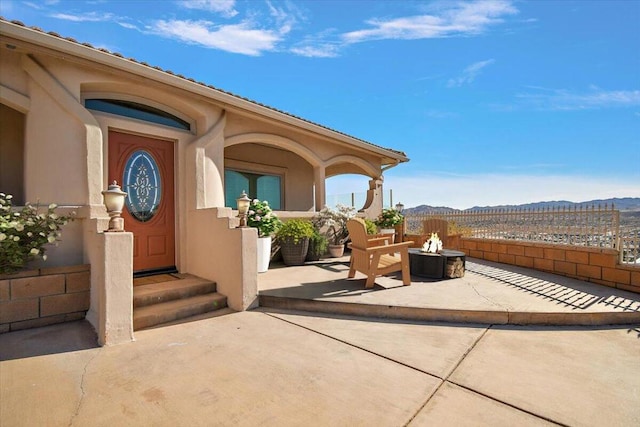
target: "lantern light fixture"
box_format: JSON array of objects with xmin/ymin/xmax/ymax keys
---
[{"xmin": 236, "ymin": 191, "xmax": 251, "ymax": 228}]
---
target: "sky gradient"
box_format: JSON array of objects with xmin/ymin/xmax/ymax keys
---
[{"xmin": 2, "ymin": 0, "xmax": 639, "ymax": 209}]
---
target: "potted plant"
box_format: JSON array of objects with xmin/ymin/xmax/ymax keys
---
[
  {"xmin": 306, "ymin": 230, "xmax": 328, "ymax": 262},
  {"xmin": 312, "ymin": 204, "xmax": 356, "ymax": 257},
  {"xmin": 247, "ymin": 198, "xmax": 282, "ymax": 273},
  {"xmin": 375, "ymin": 208, "xmax": 404, "ymax": 243},
  {"xmin": 276, "ymin": 219, "xmax": 315, "ymax": 266}
]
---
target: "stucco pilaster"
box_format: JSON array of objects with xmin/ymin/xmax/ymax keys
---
[
  {"xmin": 313, "ymin": 166, "xmax": 326, "ymax": 210},
  {"xmin": 188, "ymin": 112, "xmax": 226, "ymax": 209},
  {"xmin": 20, "ymin": 55, "xmax": 103, "ymax": 206}
]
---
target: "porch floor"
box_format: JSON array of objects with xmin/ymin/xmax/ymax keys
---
[{"xmin": 258, "ymin": 256, "xmax": 640, "ymax": 325}]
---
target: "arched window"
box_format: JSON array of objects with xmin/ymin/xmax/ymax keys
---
[{"xmin": 85, "ymin": 99, "xmax": 190, "ymax": 131}]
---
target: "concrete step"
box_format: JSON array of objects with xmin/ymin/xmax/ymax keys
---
[
  {"xmin": 258, "ymin": 294, "xmax": 640, "ymax": 326},
  {"xmin": 133, "ymin": 277, "xmax": 217, "ymax": 308},
  {"xmin": 134, "ymin": 293, "xmax": 227, "ymax": 331},
  {"xmin": 143, "ymin": 307, "xmax": 237, "ymax": 330}
]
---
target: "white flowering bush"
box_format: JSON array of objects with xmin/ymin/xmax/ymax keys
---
[
  {"xmin": 0, "ymin": 193, "xmax": 74, "ymax": 274},
  {"xmin": 375, "ymin": 208, "xmax": 404, "ymax": 228},
  {"xmin": 312, "ymin": 204, "xmax": 357, "ymax": 245},
  {"xmin": 247, "ymin": 199, "xmax": 282, "ymax": 237}
]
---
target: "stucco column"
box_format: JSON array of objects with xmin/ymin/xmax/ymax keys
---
[
  {"xmin": 188, "ymin": 113, "xmax": 226, "ymax": 209},
  {"xmin": 85, "ymin": 225, "xmax": 134, "ymax": 346},
  {"xmin": 314, "ymin": 166, "xmax": 326, "ymax": 211}
]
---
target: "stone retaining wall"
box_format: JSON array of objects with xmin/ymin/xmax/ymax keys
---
[
  {"xmin": 460, "ymin": 239, "xmax": 640, "ymax": 294},
  {"xmin": 0, "ymin": 265, "xmax": 90, "ymax": 333}
]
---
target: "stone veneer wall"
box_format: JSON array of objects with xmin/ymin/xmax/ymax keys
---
[
  {"xmin": 0, "ymin": 264, "xmax": 90, "ymax": 333},
  {"xmin": 460, "ymin": 238, "xmax": 640, "ymax": 294}
]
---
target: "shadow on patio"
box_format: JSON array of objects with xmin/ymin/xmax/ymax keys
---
[{"xmin": 258, "ymin": 256, "xmax": 640, "ymax": 326}]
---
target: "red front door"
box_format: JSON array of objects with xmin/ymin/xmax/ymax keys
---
[{"xmin": 108, "ymin": 130, "xmax": 176, "ymax": 273}]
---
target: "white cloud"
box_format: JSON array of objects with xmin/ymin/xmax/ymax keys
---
[
  {"xmin": 179, "ymin": 0, "xmax": 238, "ymax": 18},
  {"xmin": 290, "ymin": 44, "xmax": 340, "ymax": 58},
  {"xmin": 447, "ymin": 59, "xmax": 495, "ymax": 87},
  {"xmin": 50, "ymin": 11, "xmax": 115, "ymax": 22},
  {"xmin": 342, "ymin": 0, "xmax": 517, "ymax": 43},
  {"xmin": 517, "ymin": 87, "xmax": 640, "ymax": 111},
  {"xmin": 149, "ymin": 19, "xmax": 282, "ymax": 56},
  {"xmin": 118, "ymin": 22, "xmax": 138, "ymax": 30},
  {"xmin": 326, "ymin": 173, "xmax": 640, "ymax": 210}
]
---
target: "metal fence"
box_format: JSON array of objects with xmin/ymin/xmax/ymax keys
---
[
  {"xmin": 620, "ymin": 233, "xmax": 640, "ymax": 265},
  {"xmin": 405, "ymin": 204, "xmax": 622, "ymax": 250}
]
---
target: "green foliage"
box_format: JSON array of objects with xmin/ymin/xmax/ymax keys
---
[
  {"xmin": 0, "ymin": 193, "xmax": 75, "ymax": 275},
  {"xmin": 364, "ymin": 218, "xmax": 378, "ymax": 235},
  {"xmin": 312, "ymin": 204, "xmax": 357, "ymax": 245},
  {"xmin": 247, "ymin": 198, "xmax": 282, "ymax": 237},
  {"xmin": 276, "ymin": 219, "xmax": 315, "ymax": 244},
  {"xmin": 375, "ymin": 208, "xmax": 404, "ymax": 228},
  {"xmin": 308, "ymin": 231, "xmax": 328, "ymax": 255}
]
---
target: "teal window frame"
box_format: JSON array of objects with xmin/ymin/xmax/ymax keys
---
[{"xmin": 225, "ymin": 169, "xmax": 283, "ymax": 210}]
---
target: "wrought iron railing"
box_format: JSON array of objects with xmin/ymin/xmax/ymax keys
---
[
  {"xmin": 620, "ymin": 233, "xmax": 640, "ymax": 265},
  {"xmin": 405, "ymin": 204, "xmax": 621, "ymax": 250}
]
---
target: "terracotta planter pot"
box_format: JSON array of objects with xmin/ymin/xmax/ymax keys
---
[{"xmin": 328, "ymin": 244, "xmax": 345, "ymax": 258}]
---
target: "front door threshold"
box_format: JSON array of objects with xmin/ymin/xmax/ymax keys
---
[{"xmin": 134, "ymin": 266, "xmax": 179, "ymax": 278}]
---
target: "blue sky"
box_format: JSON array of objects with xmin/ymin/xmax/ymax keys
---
[{"xmin": 2, "ymin": 0, "xmax": 639, "ymax": 209}]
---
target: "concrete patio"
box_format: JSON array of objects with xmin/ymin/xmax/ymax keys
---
[
  {"xmin": 1, "ymin": 257, "xmax": 639, "ymax": 426},
  {"xmin": 259, "ymin": 256, "xmax": 640, "ymax": 326}
]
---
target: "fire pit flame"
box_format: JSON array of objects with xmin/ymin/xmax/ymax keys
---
[{"xmin": 421, "ymin": 233, "xmax": 443, "ymax": 253}]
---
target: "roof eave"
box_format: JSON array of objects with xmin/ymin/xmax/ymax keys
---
[{"xmin": 1, "ymin": 19, "xmax": 409, "ymax": 164}]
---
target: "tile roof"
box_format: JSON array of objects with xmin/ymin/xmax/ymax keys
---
[{"xmin": 0, "ymin": 17, "xmax": 408, "ymax": 161}]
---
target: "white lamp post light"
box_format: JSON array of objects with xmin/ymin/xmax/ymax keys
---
[
  {"xmin": 102, "ymin": 181, "xmax": 128, "ymax": 232},
  {"xmin": 236, "ymin": 190, "xmax": 251, "ymax": 228},
  {"xmin": 395, "ymin": 202, "xmax": 405, "ymax": 213}
]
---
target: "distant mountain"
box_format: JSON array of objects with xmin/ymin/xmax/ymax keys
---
[{"xmin": 405, "ymin": 197, "xmax": 640, "ymax": 214}]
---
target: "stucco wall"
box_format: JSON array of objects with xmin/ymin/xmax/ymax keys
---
[{"xmin": 225, "ymin": 112, "xmax": 383, "ymax": 178}]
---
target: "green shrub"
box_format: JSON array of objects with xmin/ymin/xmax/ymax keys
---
[
  {"xmin": 0, "ymin": 193, "xmax": 74, "ymax": 275},
  {"xmin": 364, "ymin": 218, "xmax": 378, "ymax": 235},
  {"xmin": 276, "ymin": 219, "xmax": 315, "ymax": 244},
  {"xmin": 308, "ymin": 231, "xmax": 328, "ymax": 255}
]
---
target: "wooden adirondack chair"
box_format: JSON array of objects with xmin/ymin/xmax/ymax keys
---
[
  {"xmin": 404, "ymin": 218, "xmax": 461, "ymax": 249},
  {"xmin": 422, "ymin": 218, "xmax": 461, "ymax": 249},
  {"xmin": 346, "ymin": 218, "xmax": 412, "ymax": 288}
]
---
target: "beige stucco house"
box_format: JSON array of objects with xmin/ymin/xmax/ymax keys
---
[{"xmin": 0, "ymin": 19, "xmax": 408, "ymax": 345}]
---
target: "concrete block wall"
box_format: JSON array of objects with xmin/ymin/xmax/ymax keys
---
[
  {"xmin": 0, "ymin": 264, "xmax": 90, "ymax": 333},
  {"xmin": 461, "ymin": 238, "xmax": 640, "ymax": 294}
]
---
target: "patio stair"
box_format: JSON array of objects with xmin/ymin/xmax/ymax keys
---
[{"xmin": 133, "ymin": 275, "xmax": 228, "ymax": 330}]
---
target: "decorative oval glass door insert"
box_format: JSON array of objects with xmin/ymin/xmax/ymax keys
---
[{"xmin": 123, "ymin": 150, "xmax": 162, "ymax": 222}]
